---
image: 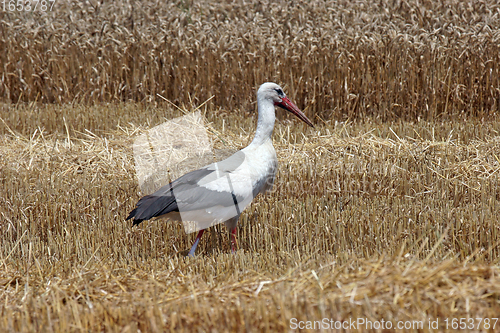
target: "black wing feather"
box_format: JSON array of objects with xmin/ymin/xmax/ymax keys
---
[
  {"xmin": 127, "ymin": 151, "xmax": 247, "ymax": 226},
  {"xmin": 127, "ymin": 183, "xmax": 179, "ymax": 226},
  {"xmin": 127, "ymin": 168, "xmax": 214, "ymax": 225}
]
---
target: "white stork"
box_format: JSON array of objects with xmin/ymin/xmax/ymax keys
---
[{"xmin": 127, "ymin": 82, "xmax": 313, "ymax": 256}]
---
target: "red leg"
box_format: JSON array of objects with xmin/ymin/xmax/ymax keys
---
[
  {"xmin": 188, "ymin": 229, "xmax": 205, "ymax": 257},
  {"xmin": 230, "ymin": 227, "xmax": 238, "ymax": 254}
]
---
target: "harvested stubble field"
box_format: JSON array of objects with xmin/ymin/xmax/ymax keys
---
[{"xmin": 1, "ymin": 0, "xmax": 500, "ymax": 332}]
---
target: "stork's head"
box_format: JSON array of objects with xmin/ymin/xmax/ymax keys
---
[{"xmin": 258, "ymin": 82, "xmax": 314, "ymax": 127}]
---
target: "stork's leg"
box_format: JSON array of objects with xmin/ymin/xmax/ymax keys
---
[
  {"xmin": 224, "ymin": 216, "xmax": 239, "ymax": 254},
  {"xmin": 188, "ymin": 229, "xmax": 205, "ymax": 257},
  {"xmin": 230, "ymin": 227, "xmax": 238, "ymax": 254}
]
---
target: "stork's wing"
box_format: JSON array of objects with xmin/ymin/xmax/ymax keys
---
[{"xmin": 127, "ymin": 151, "xmax": 251, "ymax": 226}]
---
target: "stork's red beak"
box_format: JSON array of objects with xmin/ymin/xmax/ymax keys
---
[{"xmin": 277, "ymin": 97, "xmax": 314, "ymax": 127}]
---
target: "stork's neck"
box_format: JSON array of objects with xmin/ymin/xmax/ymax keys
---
[{"xmin": 250, "ymin": 97, "xmax": 276, "ymax": 146}]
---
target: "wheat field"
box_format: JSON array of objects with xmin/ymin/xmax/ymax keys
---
[{"xmin": 1, "ymin": 1, "xmax": 500, "ymax": 332}]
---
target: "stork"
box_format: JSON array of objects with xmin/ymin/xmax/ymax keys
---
[{"xmin": 127, "ymin": 82, "xmax": 313, "ymax": 256}]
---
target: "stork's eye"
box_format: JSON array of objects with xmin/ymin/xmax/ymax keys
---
[{"xmin": 275, "ymin": 88, "xmax": 284, "ymax": 96}]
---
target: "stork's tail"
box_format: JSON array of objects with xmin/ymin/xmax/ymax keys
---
[{"xmin": 126, "ymin": 194, "xmax": 178, "ymax": 226}]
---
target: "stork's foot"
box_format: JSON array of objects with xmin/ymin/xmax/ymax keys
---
[{"xmin": 178, "ymin": 249, "xmax": 191, "ymax": 257}]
